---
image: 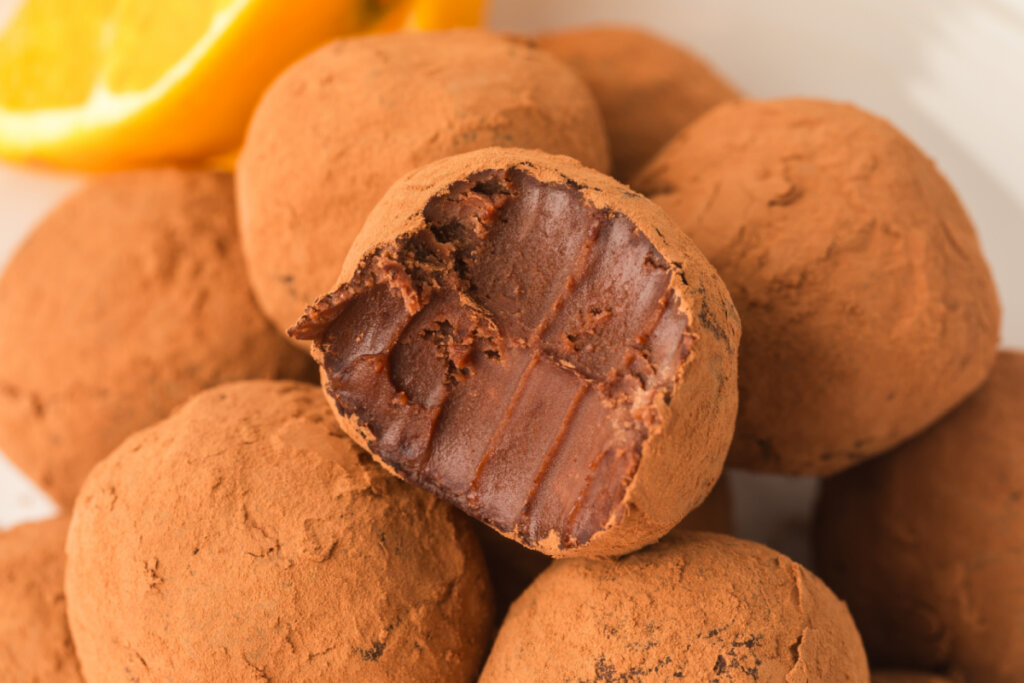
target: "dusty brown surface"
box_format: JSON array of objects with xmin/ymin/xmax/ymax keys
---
[
  {"xmin": 0, "ymin": 517, "xmax": 82, "ymax": 682},
  {"xmin": 293, "ymin": 147, "xmax": 739, "ymax": 558},
  {"xmin": 65, "ymin": 381, "xmax": 493, "ymax": 682},
  {"xmin": 816, "ymin": 351, "xmax": 1024, "ymax": 683},
  {"xmin": 634, "ymin": 99, "xmax": 1000, "ymax": 476},
  {"xmin": 238, "ymin": 28, "xmax": 611, "ymax": 341},
  {"xmin": 481, "ymin": 531, "xmax": 869, "ymax": 682},
  {"xmin": 0, "ymin": 169, "xmax": 312, "ymax": 507},
  {"xmin": 539, "ymin": 25, "xmax": 737, "ymax": 180}
]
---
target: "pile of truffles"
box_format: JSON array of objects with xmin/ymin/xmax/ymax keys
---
[{"xmin": 0, "ymin": 25, "xmax": 1017, "ymax": 683}]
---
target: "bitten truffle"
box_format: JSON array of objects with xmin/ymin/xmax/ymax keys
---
[
  {"xmin": 0, "ymin": 169, "xmax": 311, "ymax": 506},
  {"xmin": 238, "ymin": 28, "xmax": 611, "ymax": 340},
  {"xmin": 633, "ymin": 99, "xmax": 1000, "ymax": 475},
  {"xmin": 292, "ymin": 147, "xmax": 740, "ymax": 558},
  {"xmin": 538, "ymin": 25, "xmax": 737, "ymax": 180},
  {"xmin": 65, "ymin": 381, "xmax": 493, "ymax": 682},
  {"xmin": 0, "ymin": 517, "xmax": 81, "ymax": 682},
  {"xmin": 480, "ymin": 531, "xmax": 870, "ymax": 682},
  {"xmin": 815, "ymin": 351, "xmax": 1024, "ymax": 683}
]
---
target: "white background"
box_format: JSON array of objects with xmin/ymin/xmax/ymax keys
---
[{"xmin": 1, "ymin": 0, "xmax": 1022, "ymax": 562}]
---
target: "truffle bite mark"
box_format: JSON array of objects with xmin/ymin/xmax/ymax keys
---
[{"xmin": 293, "ymin": 168, "xmax": 691, "ymax": 549}]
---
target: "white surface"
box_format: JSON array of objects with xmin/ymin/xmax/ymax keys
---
[{"xmin": 0, "ymin": 0, "xmax": 1022, "ymax": 562}]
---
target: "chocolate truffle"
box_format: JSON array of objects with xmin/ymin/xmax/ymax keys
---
[
  {"xmin": 238, "ymin": 28, "xmax": 611, "ymax": 340},
  {"xmin": 633, "ymin": 99, "xmax": 1000, "ymax": 475},
  {"xmin": 815, "ymin": 351, "xmax": 1024, "ymax": 683},
  {"xmin": 0, "ymin": 169, "xmax": 311, "ymax": 506},
  {"xmin": 480, "ymin": 531, "xmax": 870, "ymax": 682},
  {"xmin": 65, "ymin": 381, "xmax": 493, "ymax": 682},
  {"xmin": 872, "ymin": 673, "xmax": 953, "ymax": 683},
  {"xmin": 478, "ymin": 477, "xmax": 733, "ymax": 616},
  {"xmin": 292, "ymin": 147, "xmax": 740, "ymax": 558},
  {"xmin": 0, "ymin": 517, "xmax": 81, "ymax": 682},
  {"xmin": 538, "ymin": 25, "xmax": 737, "ymax": 180}
]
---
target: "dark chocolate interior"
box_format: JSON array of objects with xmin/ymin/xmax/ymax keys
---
[{"xmin": 293, "ymin": 168, "xmax": 690, "ymax": 548}]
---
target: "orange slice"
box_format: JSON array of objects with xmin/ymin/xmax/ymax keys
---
[{"xmin": 0, "ymin": 0, "xmax": 485, "ymax": 169}]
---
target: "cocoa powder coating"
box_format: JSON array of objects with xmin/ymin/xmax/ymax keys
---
[
  {"xmin": 0, "ymin": 517, "xmax": 82, "ymax": 682},
  {"xmin": 238, "ymin": 28, "xmax": 611, "ymax": 340},
  {"xmin": 480, "ymin": 531, "xmax": 870, "ymax": 682},
  {"xmin": 0, "ymin": 169, "xmax": 311, "ymax": 506},
  {"xmin": 539, "ymin": 25, "xmax": 738, "ymax": 180},
  {"xmin": 65, "ymin": 381, "xmax": 494, "ymax": 681},
  {"xmin": 292, "ymin": 147, "xmax": 740, "ymax": 558},
  {"xmin": 816, "ymin": 351, "xmax": 1024, "ymax": 683},
  {"xmin": 633, "ymin": 99, "xmax": 1001, "ymax": 475}
]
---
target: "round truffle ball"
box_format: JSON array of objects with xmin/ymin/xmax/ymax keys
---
[
  {"xmin": 238, "ymin": 28, "xmax": 611, "ymax": 340},
  {"xmin": 65, "ymin": 381, "xmax": 493, "ymax": 681},
  {"xmin": 815, "ymin": 351, "xmax": 1024, "ymax": 683},
  {"xmin": 538, "ymin": 25, "xmax": 737, "ymax": 180},
  {"xmin": 480, "ymin": 531, "xmax": 869, "ymax": 682},
  {"xmin": 0, "ymin": 517, "xmax": 81, "ymax": 682},
  {"xmin": 0, "ymin": 169, "xmax": 311, "ymax": 506},
  {"xmin": 633, "ymin": 99, "xmax": 1000, "ymax": 475},
  {"xmin": 292, "ymin": 147, "xmax": 740, "ymax": 558}
]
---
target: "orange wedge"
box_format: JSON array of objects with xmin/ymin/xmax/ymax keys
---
[{"xmin": 0, "ymin": 0, "xmax": 485, "ymax": 169}]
